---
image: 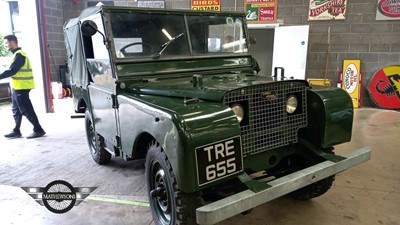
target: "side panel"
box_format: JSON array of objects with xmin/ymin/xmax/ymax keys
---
[
  {"xmin": 117, "ymin": 94, "xmax": 242, "ymax": 192},
  {"xmin": 71, "ymin": 85, "xmax": 89, "ymax": 112},
  {"xmin": 89, "ymin": 84, "xmax": 118, "ymax": 146},
  {"xmin": 300, "ymin": 87, "xmax": 353, "ymax": 148}
]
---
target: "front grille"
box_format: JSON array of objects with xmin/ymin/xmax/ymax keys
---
[{"xmin": 223, "ymin": 81, "xmax": 307, "ymax": 156}]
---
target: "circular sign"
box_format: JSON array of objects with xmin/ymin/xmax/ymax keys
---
[
  {"xmin": 377, "ymin": 0, "xmax": 400, "ymax": 18},
  {"xmin": 42, "ymin": 180, "xmax": 77, "ymax": 214},
  {"xmin": 367, "ymin": 65, "xmax": 400, "ymax": 110}
]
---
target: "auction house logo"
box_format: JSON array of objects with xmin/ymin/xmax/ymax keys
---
[{"xmin": 21, "ymin": 180, "xmax": 96, "ymax": 213}]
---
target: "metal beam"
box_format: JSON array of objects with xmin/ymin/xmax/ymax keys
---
[{"xmin": 196, "ymin": 147, "xmax": 371, "ymax": 225}]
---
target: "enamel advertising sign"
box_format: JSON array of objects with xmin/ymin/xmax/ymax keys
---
[
  {"xmin": 244, "ymin": 0, "xmax": 277, "ymax": 23},
  {"xmin": 367, "ymin": 65, "xmax": 400, "ymax": 110},
  {"xmin": 191, "ymin": 0, "xmax": 220, "ymax": 11},
  {"xmin": 376, "ymin": 0, "xmax": 400, "ymax": 20},
  {"xmin": 308, "ymin": 0, "xmax": 347, "ymax": 21},
  {"xmin": 341, "ymin": 60, "xmax": 361, "ymax": 108}
]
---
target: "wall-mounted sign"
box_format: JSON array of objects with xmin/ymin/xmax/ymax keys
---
[
  {"xmin": 191, "ymin": 0, "xmax": 220, "ymax": 11},
  {"xmin": 376, "ymin": 0, "xmax": 400, "ymax": 20},
  {"xmin": 138, "ymin": 0, "xmax": 165, "ymax": 8},
  {"xmin": 341, "ymin": 59, "xmax": 361, "ymax": 108},
  {"xmin": 244, "ymin": 0, "xmax": 277, "ymax": 23},
  {"xmin": 367, "ymin": 65, "xmax": 400, "ymax": 110},
  {"xmin": 308, "ymin": 0, "xmax": 347, "ymax": 21}
]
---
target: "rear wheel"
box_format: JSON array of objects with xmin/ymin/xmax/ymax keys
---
[
  {"xmin": 145, "ymin": 142, "xmax": 198, "ymax": 225},
  {"xmin": 85, "ymin": 109, "xmax": 111, "ymax": 164}
]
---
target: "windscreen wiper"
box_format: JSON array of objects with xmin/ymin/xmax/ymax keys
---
[{"xmin": 153, "ymin": 33, "xmax": 184, "ymax": 59}]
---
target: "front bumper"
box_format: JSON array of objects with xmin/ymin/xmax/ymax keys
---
[{"xmin": 196, "ymin": 147, "xmax": 371, "ymax": 225}]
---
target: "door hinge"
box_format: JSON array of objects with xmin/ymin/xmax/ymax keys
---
[{"xmin": 111, "ymin": 94, "xmax": 118, "ymax": 108}]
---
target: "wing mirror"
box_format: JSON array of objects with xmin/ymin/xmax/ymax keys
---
[{"xmin": 81, "ymin": 20, "xmax": 98, "ymax": 37}]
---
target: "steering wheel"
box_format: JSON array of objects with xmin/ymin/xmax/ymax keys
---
[{"xmin": 119, "ymin": 42, "xmax": 154, "ymax": 56}]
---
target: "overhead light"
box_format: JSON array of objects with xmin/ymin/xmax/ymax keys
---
[{"xmin": 161, "ymin": 29, "xmax": 172, "ymax": 40}]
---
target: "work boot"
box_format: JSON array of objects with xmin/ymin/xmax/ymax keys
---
[
  {"xmin": 26, "ymin": 131, "xmax": 46, "ymax": 139},
  {"xmin": 4, "ymin": 131, "xmax": 22, "ymax": 138}
]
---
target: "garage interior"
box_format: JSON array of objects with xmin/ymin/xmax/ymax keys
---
[
  {"xmin": 0, "ymin": 0, "xmax": 399, "ymax": 225},
  {"xmin": 0, "ymin": 100, "xmax": 398, "ymax": 225}
]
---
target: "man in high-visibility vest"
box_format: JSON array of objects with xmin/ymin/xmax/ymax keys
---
[{"xmin": 0, "ymin": 34, "xmax": 45, "ymax": 139}]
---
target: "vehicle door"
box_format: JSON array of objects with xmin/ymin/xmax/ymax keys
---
[{"xmin": 82, "ymin": 13, "xmax": 119, "ymax": 147}]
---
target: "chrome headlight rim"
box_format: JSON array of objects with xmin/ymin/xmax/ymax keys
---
[
  {"xmin": 286, "ymin": 95, "xmax": 298, "ymax": 114},
  {"xmin": 231, "ymin": 103, "xmax": 244, "ymax": 122}
]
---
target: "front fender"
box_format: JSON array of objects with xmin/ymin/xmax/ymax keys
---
[
  {"xmin": 118, "ymin": 94, "xmax": 241, "ymax": 192},
  {"xmin": 299, "ymin": 87, "xmax": 353, "ymax": 148}
]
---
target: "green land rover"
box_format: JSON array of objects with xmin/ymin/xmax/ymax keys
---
[{"xmin": 63, "ymin": 6, "xmax": 371, "ymax": 225}]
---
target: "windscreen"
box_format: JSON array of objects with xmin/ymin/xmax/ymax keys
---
[{"xmin": 108, "ymin": 12, "xmax": 248, "ymax": 59}]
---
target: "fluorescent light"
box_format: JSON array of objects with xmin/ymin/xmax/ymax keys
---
[{"xmin": 162, "ymin": 29, "xmax": 173, "ymax": 40}]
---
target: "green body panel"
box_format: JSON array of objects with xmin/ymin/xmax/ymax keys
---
[
  {"xmin": 300, "ymin": 87, "xmax": 353, "ymax": 148},
  {"xmin": 117, "ymin": 93, "xmax": 241, "ymax": 192},
  {"xmin": 88, "ymin": 85, "xmax": 119, "ymax": 146},
  {"xmin": 118, "ymin": 73, "xmax": 276, "ymax": 102},
  {"xmin": 115, "ymin": 57, "xmax": 253, "ymax": 77},
  {"xmin": 71, "ymin": 85, "xmax": 90, "ymax": 113}
]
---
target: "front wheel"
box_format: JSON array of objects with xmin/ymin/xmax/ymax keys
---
[
  {"xmin": 85, "ymin": 109, "xmax": 111, "ymax": 165},
  {"xmin": 145, "ymin": 142, "xmax": 198, "ymax": 225},
  {"xmin": 289, "ymin": 147, "xmax": 336, "ymax": 200}
]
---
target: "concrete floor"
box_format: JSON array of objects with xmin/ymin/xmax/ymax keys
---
[{"xmin": 0, "ymin": 98, "xmax": 399, "ymax": 225}]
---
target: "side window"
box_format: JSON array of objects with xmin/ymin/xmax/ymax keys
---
[{"xmin": 92, "ymin": 16, "xmax": 109, "ymax": 59}]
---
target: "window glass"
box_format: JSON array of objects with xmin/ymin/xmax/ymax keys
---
[
  {"xmin": 109, "ymin": 12, "xmax": 189, "ymax": 58},
  {"xmin": 91, "ymin": 14, "xmax": 109, "ymax": 59},
  {"xmin": 187, "ymin": 15, "xmax": 247, "ymax": 55}
]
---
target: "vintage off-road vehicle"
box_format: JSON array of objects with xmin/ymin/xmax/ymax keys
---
[{"xmin": 63, "ymin": 6, "xmax": 371, "ymax": 225}]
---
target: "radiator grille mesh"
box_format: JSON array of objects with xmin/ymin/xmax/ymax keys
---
[{"xmin": 223, "ymin": 82, "xmax": 307, "ymax": 156}]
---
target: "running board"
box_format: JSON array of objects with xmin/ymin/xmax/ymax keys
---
[{"xmin": 196, "ymin": 147, "xmax": 371, "ymax": 225}]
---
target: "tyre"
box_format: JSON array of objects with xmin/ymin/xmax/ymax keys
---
[
  {"xmin": 289, "ymin": 148, "xmax": 336, "ymax": 200},
  {"xmin": 85, "ymin": 109, "xmax": 111, "ymax": 165},
  {"xmin": 145, "ymin": 142, "xmax": 198, "ymax": 225},
  {"xmin": 289, "ymin": 175, "xmax": 335, "ymax": 200}
]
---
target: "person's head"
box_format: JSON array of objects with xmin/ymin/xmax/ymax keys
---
[{"xmin": 3, "ymin": 34, "xmax": 18, "ymax": 51}]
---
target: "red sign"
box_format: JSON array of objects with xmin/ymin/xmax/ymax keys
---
[
  {"xmin": 259, "ymin": 7, "xmax": 275, "ymax": 21},
  {"xmin": 367, "ymin": 65, "xmax": 400, "ymax": 110},
  {"xmin": 377, "ymin": 0, "xmax": 400, "ymax": 18}
]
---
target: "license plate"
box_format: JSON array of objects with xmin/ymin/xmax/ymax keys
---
[{"xmin": 195, "ymin": 136, "xmax": 243, "ymax": 186}]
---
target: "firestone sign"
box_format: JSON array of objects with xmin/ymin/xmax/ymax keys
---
[
  {"xmin": 308, "ymin": 0, "xmax": 347, "ymax": 21},
  {"xmin": 191, "ymin": 0, "xmax": 220, "ymax": 11}
]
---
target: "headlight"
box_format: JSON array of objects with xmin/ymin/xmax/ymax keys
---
[
  {"xmin": 286, "ymin": 95, "xmax": 298, "ymax": 114},
  {"xmin": 231, "ymin": 103, "xmax": 244, "ymax": 122}
]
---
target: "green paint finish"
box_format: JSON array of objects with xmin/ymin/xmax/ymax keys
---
[
  {"xmin": 120, "ymin": 94, "xmax": 242, "ymax": 192},
  {"xmin": 115, "ymin": 57, "xmax": 253, "ymax": 77},
  {"xmin": 300, "ymin": 88, "xmax": 353, "ymax": 148},
  {"xmin": 118, "ymin": 73, "xmax": 275, "ymax": 102}
]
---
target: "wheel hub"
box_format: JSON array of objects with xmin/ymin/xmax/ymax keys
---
[{"xmin": 150, "ymin": 164, "xmax": 171, "ymax": 223}]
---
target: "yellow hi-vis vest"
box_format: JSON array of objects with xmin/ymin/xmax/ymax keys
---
[{"xmin": 10, "ymin": 49, "xmax": 35, "ymax": 90}]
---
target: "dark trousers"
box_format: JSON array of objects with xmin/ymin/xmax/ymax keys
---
[{"xmin": 11, "ymin": 89, "xmax": 44, "ymax": 133}]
